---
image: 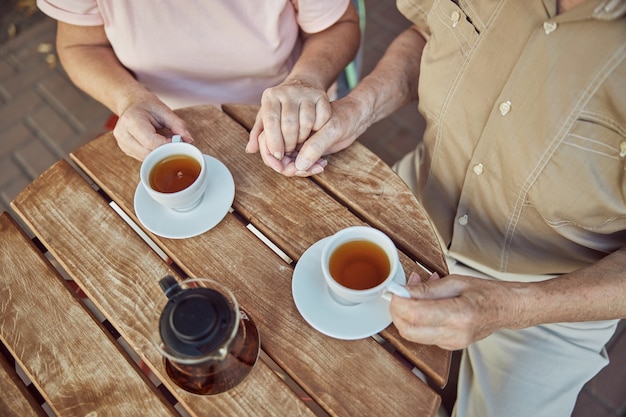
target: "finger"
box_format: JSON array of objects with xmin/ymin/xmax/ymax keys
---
[
  {"xmin": 312, "ymin": 97, "xmax": 332, "ymax": 131},
  {"xmin": 279, "ymin": 100, "xmax": 300, "ymax": 154},
  {"xmin": 159, "ymin": 113, "xmax": 192, "ymax": 143},
  {"xmin": 404, "ymin": 277, "xmax": 463, "ymax": 300},
  {"xmin": 171, "ymin": 128, "xmax": 194, "ymax": 144},
  {"xmin": 407, "ymin": 272, "xmax": 422, "ymax": 285},
  {"xmin": 246, "ymin": 113, "xmax": 264, "ymax": 153},
  {"xmin": 281, "ymin": 158, "xmax": 327, "ymax": 177},
  {"xmin": 259, "ymin": 96, "xmax": 285, "ymax": 160},
  {"xmin": 257, "ymin": 131, "xmax": 286, "ymax": 173},
  {"xmin": 426, "ymin": 272, "xmax": 441, "ymax": 282},
  {"xmin": 390, "ymin": 298, "xmax": 472, "ymax": 350},
  {"xmin": 298, "ymin": 100, "xmax": 316, "ymax": 142},
  {"xmin": 113, "ymin": 130, "xmax": 152, "ymax": 161},
  {"xmin": 294, "ymin": 130, "xmax": 336, "ymax": 171}
]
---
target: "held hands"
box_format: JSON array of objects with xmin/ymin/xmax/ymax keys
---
[
  {"xmin": 390, "ymin": 272, "xmax": 524, "ymax": 351},
  {"xmin": 113, "ymin": 91, "xmax": 193, "ymax": 160},
  {"xmin": 246, "ymin": 89, "xmax": 365, "ymax": 177}
]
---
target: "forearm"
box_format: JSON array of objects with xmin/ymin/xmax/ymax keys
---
[
  {"xmin": 348, "ymin": 25, "xmax": 426, "ymax": 131},
  {"xmin": 511, "ymin": 247, "xmax": 626, "ymax": 328},
  {"xmin": 285, "ymin": 3, "xmax": 360, "ymax": 90},
  {"xmin": 56, "ymin": 22, "xmax": 152, "ymax": 116}
]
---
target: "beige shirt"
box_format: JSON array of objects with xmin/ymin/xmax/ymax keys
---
[{"xmin": 394, "ymin": 0, "xmax": 626, "ymax": 275}]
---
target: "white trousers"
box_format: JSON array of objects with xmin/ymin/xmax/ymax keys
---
[{"xmin": 446, "ymin": 258, "xmax": 619, "ymax": 417}]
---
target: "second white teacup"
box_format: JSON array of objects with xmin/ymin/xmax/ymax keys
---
[
  {"xmin": 321, "ymin": 226, "xmax": 410, "ymax": 306},
  {"xmin": 140, "ymin": 136, "xmax": 208, "ymax": 212}
]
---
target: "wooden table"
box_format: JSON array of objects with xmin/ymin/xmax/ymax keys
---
[{"xmin": 2, "ymin": 104, "xmax": 450, "ymax": 417}]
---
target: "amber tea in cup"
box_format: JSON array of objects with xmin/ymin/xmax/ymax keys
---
[
  {"xmin": 321, "ymin": 226, "xmax": 410, "ymax": 305},
  {"xmin": 149, "ymin": 154, "xmax": 201, "ymax": 193},
  {"xmin": 139, "ymin": 137, "xmax": 208, "ymax": 211},
  {"xmin": 329, "ymin": 240, "xmax": 390, "ymax": 290}
]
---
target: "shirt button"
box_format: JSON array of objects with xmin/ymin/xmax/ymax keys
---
[
  {"xmin": 543, "ymin": 21, "xmax": 557, "ymax": 34},
  {"xmin": 473, "ymin": 163, "xmax": 484, "ymax": 175},
  {"xmin": 458, "ymin": 214, "xmax": 469, "ymax": 226},
  {"xmin": 499, "ymin": 100, "xmax": 512, "ymax": 116},
  {"xmin": 620, "ymin": 141, "xmax": 626, "ymax": 157},
  {"xmin": 451, "ymin": 11, "xmax": 461, "ymax": 27}
]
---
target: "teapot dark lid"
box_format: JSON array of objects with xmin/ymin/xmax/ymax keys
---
[{"xmin": 158, "ymin": 276, "xmax": 236, "ymax": 357}]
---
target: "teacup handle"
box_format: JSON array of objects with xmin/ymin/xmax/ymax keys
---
[
  {"xmin": 171, "ymin": 134, "xmax": 183, "ymax": 143},
  {"xmin": 382, "ymin": 281, "xmax": 411, "ymax": 302}
]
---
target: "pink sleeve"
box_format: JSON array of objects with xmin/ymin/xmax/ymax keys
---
[
  {"xmin": 36, "ymin": 0, "xmax": 103, "ymax": 26},
  {"xmin": 295, "ymin": 0, "xmax": 351, "ymax": 34}
]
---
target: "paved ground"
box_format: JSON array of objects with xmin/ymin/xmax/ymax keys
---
[{"xmin": 0, "ymin": 1, "xmax": 624, "ymax": 416}]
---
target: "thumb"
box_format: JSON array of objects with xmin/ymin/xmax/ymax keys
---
[
  {"xmin": 294, "ymin": 128, "xmax": 337, "ymax": 171},
  {"xmin": 405, "ymin": 276, "xmax": 460, "ymax": 300},
  {"xmin": 154, "ymin": 110, "xmax": 191, "ymax": 142}
]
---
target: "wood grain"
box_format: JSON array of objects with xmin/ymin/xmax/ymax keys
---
[
  {"xmin": 69, "ymin": 111, "xmax": 441, "ymax": 416},
  {"xmin": 0, "ymin": 213, "xmax": 176, "ymax": 417},
  {"xmin": 10, "ymin": 163, "xmax": 316, "ymax": 417}
]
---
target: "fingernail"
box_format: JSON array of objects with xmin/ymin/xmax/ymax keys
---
[
  {"xmin": 311, "ymin": 166, "xmax": 323, "ymax": 175},
  {"xmin": 296, "ymin": 158, "xmax": 311, "ymax": 171},
  {"xmin": 273, "ymin": 152, "xmax": 282, "ymax": 159},
  {"xmin": 428, "ymin": 272, "xmax": 440, "ymax": 281}
]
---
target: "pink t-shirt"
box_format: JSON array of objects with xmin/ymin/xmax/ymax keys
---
[{"xmin": 37, "ymin": 0, "xmax": 349, "ymax": 109}]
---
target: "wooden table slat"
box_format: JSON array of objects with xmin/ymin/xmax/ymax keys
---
[
  {"xmin": 0, "ymin": 213, "xmax": 176, "ymax": 417},
  {"xmin": 68, "ymin": 110, "xmax": 442, "ymax": 415}
]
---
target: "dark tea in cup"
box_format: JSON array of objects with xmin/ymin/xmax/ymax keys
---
[
  {"xmin": 321, "ymin": 226, "xmax": 409, "ymax": 305},
  {"xmin": 329, "ymin": 240, "xmax": 390, "ymax": 290},
  {"xmin": 149, "ymin": 154, "xmax": 201, "ymax": 193}
]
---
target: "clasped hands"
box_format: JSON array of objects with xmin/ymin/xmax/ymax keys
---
[{"xmin": 245, "ymin": 81, "xmax": 367, "ymax": 177}]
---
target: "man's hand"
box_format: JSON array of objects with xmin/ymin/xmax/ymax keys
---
[{"xmin": 390, "ymin": 272, "xmax": 524, "ymax": 350}]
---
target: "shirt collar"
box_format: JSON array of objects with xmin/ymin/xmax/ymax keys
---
[{"xmin": 542, "ymin": 0, "xmax": 626, "ymax": 19}]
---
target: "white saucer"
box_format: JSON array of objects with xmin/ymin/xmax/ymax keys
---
[
  {"xmin": 134, "ymin": 155, "xmax": 235, "ymax": 239},
  {"xmin": 292, "ymin": 237, "xmax": 406, "ymax": 340}
]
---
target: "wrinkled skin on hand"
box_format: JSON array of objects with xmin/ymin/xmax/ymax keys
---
[
  {"xmin": 113, "ymin": 93, "xmax": 193, "ymax": 160},
  {"xmin": 247, "ymin": 96, "xmax": 366, "ymax": 176},
  {"xmin": 246, "ymin": 79, "xmax": 331, "ymax": 174},
  {"xmin": 390, "ymin": 271, "xmax": 524, "ymax": 350}
]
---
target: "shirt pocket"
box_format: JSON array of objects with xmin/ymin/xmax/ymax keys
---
[
  {"xmin": 529, "ymin": 117, "xmax": 626, "ymax": 240},
  {"xmin": 418, "ymin": 0, "xmax": 480, "ymax": 120}
]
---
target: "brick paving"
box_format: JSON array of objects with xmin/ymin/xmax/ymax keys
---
[
  {"xmin": 0, "ymin": 17, "xmax": 110, "ymax": 219},
  {"xmin": 0, "ymin": 2, "xmax": 624, "ymax": 416}
]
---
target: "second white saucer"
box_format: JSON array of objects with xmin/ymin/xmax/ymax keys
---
[
  {"xmin": 134, "ymin": 155, "xmax": 235, "ymax": 239},
  {"xmin": 292, "ymin": 237, "xmax": 406, "ymax": 340}
]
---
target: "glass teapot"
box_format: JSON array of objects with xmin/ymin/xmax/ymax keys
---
[{"xmin": 152, "ymin": 276, "xmax": 260, "ymax": 395}]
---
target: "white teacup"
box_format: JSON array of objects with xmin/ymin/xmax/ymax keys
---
[
  {"xmin": 140, "ymin": 135, "xmax": 208, "ymax": 212},
  {"xmin": 321, "ymin": 226, "xmax": 410, "ymax": 306}
]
